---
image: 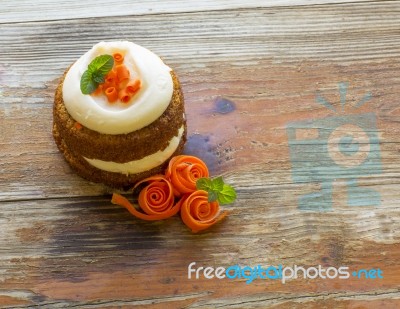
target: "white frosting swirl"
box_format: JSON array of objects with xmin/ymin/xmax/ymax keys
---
[
  {"xmin": 63, "ymin": 41, "xmax": 173, "ymax": 135},
  {"xmin": 84, "ymin": 126, "xmax": 184, "ymax": 175}
]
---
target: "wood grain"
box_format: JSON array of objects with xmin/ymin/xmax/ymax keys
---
[
  {"xmin": 1, "ymin": 1, "xmax": 400, "ymax": 308},
  {"xmin": 1, "ymin": 1, "xmax": 400, "ymax": 200},
  {"xmin": 0, "ymin": 0, "xmax": 378, "ymax": 23}
]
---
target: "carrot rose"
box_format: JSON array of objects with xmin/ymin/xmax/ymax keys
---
[
  {"xmin": 179, "ymin": 190, "xmax": 228, "ymax": 233},
  {"xmin": 165, "ymin": 155, "xmax": 209, "ymax": 196},
  {"xmin": 111, "ymin": 175, "xmax": 179, "ymax": 221}
]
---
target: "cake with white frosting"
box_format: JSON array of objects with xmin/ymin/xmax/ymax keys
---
[{"xmin": 53, "ymin": 41, "xmax": 186, "ymax": 188}]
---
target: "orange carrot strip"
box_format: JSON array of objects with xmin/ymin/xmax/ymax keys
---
[
  {"xmin": 103, "ymin": 81, "xmax": 116, "ymax": 91},
  {"xmin": 74, "ymin": 122, "xmax": 83, "ymax": 130},
  {"xmin": 105, "ymin": 69, "xmax": 117, "ymax": 85},
  {"xmin": 118, "ymin": 88, "xmax": 132, "ymax": 104},
  {"xmin": 112, "ymin": 193, "xmax": 179, "ymax": 221},
  {"xmin": 180, "ymin": 190, "xmax": 228, "ymax": 233},
  {"xmin": 111, "ymin": 175, "xmax": 181, "ymax": 221},
  {"xmin": 133, "ymin": 175, "xmax": 178, "ymax": 216},
  {"xmin": 102, "ymin": 70, "xmax": 117, "ymax": 90},
  {"xmin": 115, "ymin": 64, "xmax": 130, "ymax": 83},
  {"xmin": 125, "ymin": 79, "xmax": 141, "ymax": 95},
  {"xmin": 105, "ymin": 87, "xmax": 118, "ymax": 103},
  {"xmin": 113, "ymin": 52, "xmax": 124, "ymax": 64},
  {"xmin": 116, "ymin": 78, "xmax": 128, "ymax": 90},
  {"xmin": 165, "ymin": 155, "xmax": 209, "ymax": 196}
]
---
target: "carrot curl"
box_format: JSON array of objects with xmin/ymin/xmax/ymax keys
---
[
  {"xmin": 118, "ymin": 88, "xmax": 132, "ymax": 104},
  {"xmin": 116, "ymin": 64, "xmax": 130, "ymax": 83},
  {"xmin": 165, "ymin": 155, "xmax": 209, "ymax": 196},
  {"xmin": 180, "ymin": 190, "xmax": 228, "ymax": 233},
  {"xmin": 89, "ymin": 53, "xmax": 141, "ymax": 104},
  {"xmin": 113, "ymin": 52, "xmax": 124, "ymax": 64},
  {"xmin": 105, "ymin": 87, "xmax": 118, "ymax": 103},
  {"xmin": 112, "ymin": 175, "xmax": 180, "ymax": 221},
  {"xmin": 126, "ymin": 79, "xmax": 141, "ymax": 95}
]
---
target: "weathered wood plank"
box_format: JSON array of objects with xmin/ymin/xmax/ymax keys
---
[
  {"xmin": 0, "ymin": 0, "xmax": 379, "ymax": 24},
  {"xmin": 1, "ymin": 2, "xmax": 400, "ymax": 201},
  {"xmin": 0, "ymin": 196, "xmax": 399, "ymax": 307},
  {"xmin": 1, "ymin": 2, "xmax": 400, "ymax": 307}
]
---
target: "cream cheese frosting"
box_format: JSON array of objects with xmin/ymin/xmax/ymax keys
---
[
  {"xmin": 84, "ymin": 126, "xmax": 184, "ymax": 175},
  {"xmin": 63, "ymin": 41, "xmax": 173, "ymax": 135}
]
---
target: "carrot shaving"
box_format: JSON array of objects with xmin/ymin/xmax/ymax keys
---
[
  {"xmin": 111, "ymin": 175, "xmax": 180, "ymax": 221},
  {"xmin": 105, "ymin": 87, "xmax": 118, "ymax": 103},
  {"xmin": 90, "ymin": 53, "xmax": 141, "ymax": 104},
  {"xmin": 113, "ymin": 52, "xmax": 124, "ymax": 64},
  {"xmin": 105, "ymin": 69, "xmax": 117, "ymax": 84},
  {"xmin": 180, "ymin": 190, "xmax": 228, "ymax": 233},
  {"xmin": 118, "ymin": 88, "xmax": 132, "ymax": 104},
  {"xmin": 125, "ymin": 79, "xmax": 141, "ymax": 95},
  {"xmin": 165, "ymin": 155, "xmax": 209, "ymax": 196},
  {"xmin": 117, "ymin": 79, "xmax": 128, "ymax": 90},
  {"xmin": 102, "ymin": 80, "xmax": 116, "ymax": 91},
  {"xmin": 115, "ymin": 64, "xmax": 130, "ymax": 83},
  {"xmin": 74, "ymin": 122, "xmax": 83, "ymax": 130}
]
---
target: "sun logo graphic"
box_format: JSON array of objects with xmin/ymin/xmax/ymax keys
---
[{"xmin": 286, "ymin": 82, "xmax": 382, "ymax": 211}]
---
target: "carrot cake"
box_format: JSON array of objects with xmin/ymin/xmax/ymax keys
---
[{"xmin": 53, "ymin": 41, "xmax": 186, "ymax": 189}]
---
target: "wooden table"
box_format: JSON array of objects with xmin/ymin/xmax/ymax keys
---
[{"xmin": 1, "ymin": 1, "xmax": 400, "ymax": 308}]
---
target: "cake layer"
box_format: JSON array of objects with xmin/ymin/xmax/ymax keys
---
[
  {"xmin": 84, "ymin": 126, "xmax": 185, "ymax": 174},
  {"xmin": 53, "ymin": 121, "xmax": 187, "ymax": 189},
  {"xmin": 54, "ymin": 70, "xmax": 185, "ymax": 163},
  {"xmin": 62, "ymin": 41, "xmax": 174, "ymax": 135}
]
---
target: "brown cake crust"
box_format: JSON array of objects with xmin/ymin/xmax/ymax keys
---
[
  {"xmin": 53, "ymin": 66, "xmax": 187, "ymax": 189},
  {"xmin": 54, "ymin": 69, "xmax": 185, "ymax": 162},
  {"xmin": 53, "ymin": 121, "xmax": 186, "ymax": 189}
]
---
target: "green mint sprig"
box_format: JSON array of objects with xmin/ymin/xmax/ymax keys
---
[
  {"xmin": 196, "ymin": 176, "xmax": 237, "ymax": 205},
  {"xmin": 80, "ymin": 54, "xmax": 114, "ymax": 94}
]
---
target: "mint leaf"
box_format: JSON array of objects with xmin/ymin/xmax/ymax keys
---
[
  {"xmin": 197, "ymin": 178, "xmax": 218, "ymax": 202},
  {"xmin": 211, "ymin": 176, "xmax": 224, "ymax": 191},
  {"xmin": 92, "ymin": 71, "xmax": 105, "ymax": 84},
  {"xmin": 196, "ymin": 178, "xmax": 213, "ymax": 192},
  {"xmin": 80, "ymin": 54, "xmax": 114, "ymax": 95},
  {"xmin": 80, "ymin": 70, "xmax": 98, "ymax": 94},
  {"xmin": 196, "ymin": 177, "xmax": 237, "ymax": 205},
  {"xmin": 208, "ymin": 191, "xmax": 218, "ymax": 203},
  {"xmin": 88, "ymin": 54, "xmax": 114, "ymax": 75},
  {"xmin": 217, "ymin": 184, "xmax": 237, "ymax": 205}
]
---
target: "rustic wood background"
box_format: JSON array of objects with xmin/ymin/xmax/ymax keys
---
[{"xmin": 1, "ymin": 0, "xmax": 400, "ymax": 308}]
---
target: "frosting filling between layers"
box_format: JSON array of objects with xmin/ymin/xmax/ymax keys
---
[
  {"xmin": 83, "ymin": 126, "xmax": 184, "ymax": 175},
  {"xmin": 62, "ymin": 41, "xmax": 173, "ymax": 135}
]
